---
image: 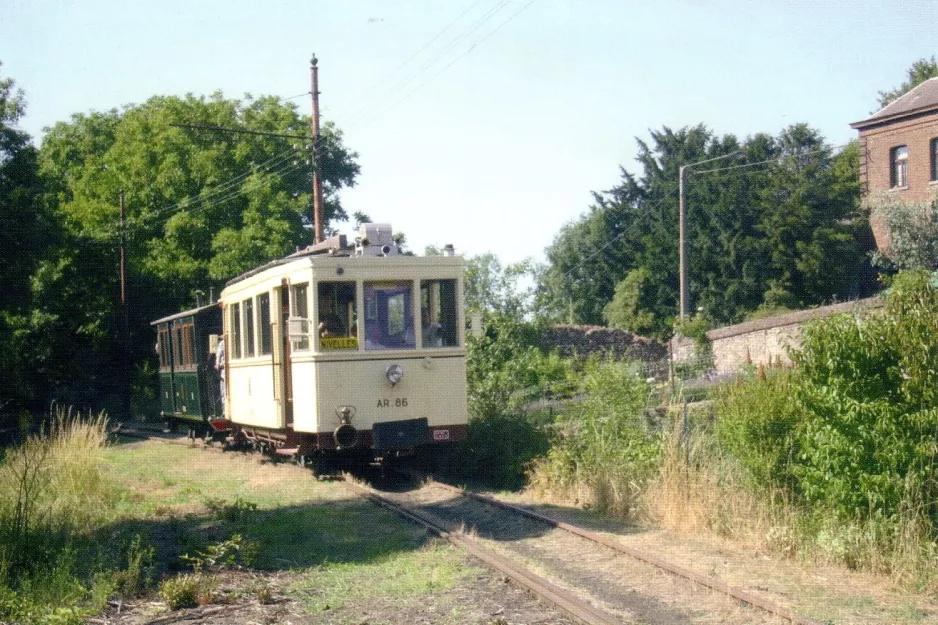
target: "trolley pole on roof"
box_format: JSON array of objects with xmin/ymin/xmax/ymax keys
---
[
  {"xmin": 310, "ymin": 54, "xmax": 325, "ymax": 244},
  {"xmin": 119, "ymin": 191, "xmax": 132, "ymax": 420}
]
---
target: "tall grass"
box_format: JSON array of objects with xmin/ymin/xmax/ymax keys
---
[
  {"xmin": 0, "ymin": 406, "xmax": 114, "ymax": 624},
  {"xmin": 526, "ymin": 361, "xmax": 658, "ymax": 518},
  {"xmin": 647, "ymin": 373, "xmax": 938, "ymax": 590}
]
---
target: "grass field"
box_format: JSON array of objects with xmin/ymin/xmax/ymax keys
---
[{"xmin": 102, "ymin": 439, "xmax": 487, "ymax": 616}]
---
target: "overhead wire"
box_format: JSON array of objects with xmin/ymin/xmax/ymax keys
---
[
  {"xmin": 364, "ymin": 0, "xmax": 539, "ymax": 127},
  {"xmin": 349, "ymin": 0, "xmax": 526, "ymax": 128},
  {"xmin": 344, "ymin": 0, "xmax": 488, "ymax": 114},
  {"xmin": 142, "ymin": 0, "xmax": 535, "ymax": 234},
  {"xmin": 91, "ymin": 0, "xmax": 538, "ymax": 242}
]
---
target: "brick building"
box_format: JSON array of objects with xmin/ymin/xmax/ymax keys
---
[{"xmin": 850, "ymin": 77, "xmax": 938, "ymax": 250}]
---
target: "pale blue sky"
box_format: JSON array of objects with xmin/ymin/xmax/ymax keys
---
[{"xmin": 3, "ymin": 0, "xmax": 936, "ymax": 265}]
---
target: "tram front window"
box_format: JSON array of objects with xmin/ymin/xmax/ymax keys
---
[
  {"xmin": 318, "ymin": 282, "xmax": 358, "ymax": 350},
  {"xmin": 420, "ymin": 279, "xmax": 459, "ymax": 348},
  {"xmin": 364, "ymin": 282, "xmax": 415, "ymax": 350}
]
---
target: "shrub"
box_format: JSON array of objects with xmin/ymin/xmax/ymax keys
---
[
  {"xmin": 464, "ymin": 313, "xmax": 576, "ymax": 487},
  {"xmin": 0, "ymin": 407, "xmax": 111, "ymax": 582},
  {"xmin": 527, "ymin": 360, "xmax": 657, "ymax": 517},
  {"xmin": 714, "ymin": 368, "xmax": 801, "ymax": 493},
  {"xmin": 111, "ymin": 535, "xmax": 154, "ymax": 598},
  {"xmin": 791, "ymin": 273, "xmax": 938, "ymax": 521},
  {"xmin": 160, "ymin": 574, "xmax": 215, "ymax": 610}
]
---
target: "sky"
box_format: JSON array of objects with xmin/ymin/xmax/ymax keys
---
[{"xmin": 3, "ymin": 0, "xmax": 937, "ymax": 266}]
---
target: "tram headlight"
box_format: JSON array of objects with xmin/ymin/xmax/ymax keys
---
[{"xmin": 385, "ymin": 363, "xmax": 404, "ymax": 386}]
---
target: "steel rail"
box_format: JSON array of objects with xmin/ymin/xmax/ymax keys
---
[
  {"xmin": 342, "ymin": 478, "xmax": 622, "ymax": 625},
  {"xmin": 116, "ymin": 428, "xmax": 823, "ymax": 624},
  {"xmin": 422, "ymin": 477, "xmax": 825, "ymax": 625}
]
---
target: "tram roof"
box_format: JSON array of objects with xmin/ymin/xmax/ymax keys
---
[
  {"xmin": 223, "ymin": 249, "xmax": 464, "ymax": 290},
  {"xmin": 150, "ymin": 302, "xmax": 221, "ymax": 326}
]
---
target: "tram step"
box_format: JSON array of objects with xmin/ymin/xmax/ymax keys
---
[{"xmin": 274, "ymin": 447, "xmax": 299, "ymax": 456}]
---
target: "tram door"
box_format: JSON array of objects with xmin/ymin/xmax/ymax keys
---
[{"xmin": 271, "ymin": 284, "xmax": 294, "ymax": 427}]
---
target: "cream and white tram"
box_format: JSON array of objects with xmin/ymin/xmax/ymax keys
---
[{"xmin": 217, "ymin": 224, "xmax": 468, "ymax": 463}]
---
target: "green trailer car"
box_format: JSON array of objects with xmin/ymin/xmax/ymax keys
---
[{"xmin": 151, "ymin": 303, "xmax": 227, "ymax": 439}]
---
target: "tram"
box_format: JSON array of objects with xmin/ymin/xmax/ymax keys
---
[
  {"xmin": 215, "ymin": 223, "xmax": 468, "ymax": 464},
  {"xmin": 152, "ymin": 303, "xmax": 224, "ymax": 438}
]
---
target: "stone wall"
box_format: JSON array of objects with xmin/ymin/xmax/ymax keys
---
[
  {"xmin": 538, "ymin": 324, "xmax": 668, "ymax": 363},
  {"xmin": 673, "ymin": 297, "xmax": 884, "ymax": 373}
]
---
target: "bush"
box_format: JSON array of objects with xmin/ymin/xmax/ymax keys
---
[
  {"xmin": 160, "ymin": 574, "xmax": 215, "ymax": 610},
  {"xmin": 714, "ymin": 368, "xmax": 801, "ymax": 493},
  {"xmin": 791, "ymin": 272, "xmax": 938, "ymax": 521},
  {"xmin": 527, "ymin": 360, "xmax": 657, "ymax": 517},
  {"xmin": 464, "ymin": 313, "xmax": 576, "ymax": 487}
]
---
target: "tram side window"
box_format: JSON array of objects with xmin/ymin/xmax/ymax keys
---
[
  {"xmin": 258, "ymin": 292, "xmax": 272, "ymax": 355},
  {"xmin": 364, "ymin": 282, "xmax": 415, "ymax": 350},
  {"xmin": 173, "ymin": 325, "xmax": 187, "ymax": 366},
  {"xmin": 244, "ymin": 298, "xmax": 255, "ymax": 358},
  {"xmin": 420, "ymin": 279, "xmax": 459, "ymax": 348},
  {"xmin": 318, "ymin": 282, "xmax": 358, "ymax": 350},
  {"xmin": 182, "ymin": 323, "xmax": 194, "ymax": 364},
  {"xmin": 231, "ymin": 302, "xmax": 242, "ymax": 359},
  {"xmin": 290, "ymin": 282, "xmax": 310, "ymax": 351},
  {"xmin": 158, "ymin": 328, "xmax": 170, "ymax": 367}
]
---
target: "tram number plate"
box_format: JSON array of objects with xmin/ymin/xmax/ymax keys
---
[
  {"xmin": 433, "ymin": 429, "xmax": 450, "ymax": 441},
  {"xmin": 376, "ymin": 398, "xmax": 408, "ymax": 407}
]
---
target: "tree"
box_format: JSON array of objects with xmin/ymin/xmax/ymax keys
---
[
  {"xmin": 539, "ymin": 124, "xmax": 873, "ymax": 338},
  {"xmin": 0, "ymin": 62, "xmax": 45, "ymax": 314},
  {"xmin": 464, "ymin": 252, "xmax": 537, "ymax": 318},
  {"xmin": 31, "ymin": 92, "xmax": 360, "ymax": 413},
  {"xmin": 0, "ymin": 62, "xmax": 53, "ymax": 422},
  {"xmin": 877, "ymin": 56, "xmax": 938, "ymax": 108}
]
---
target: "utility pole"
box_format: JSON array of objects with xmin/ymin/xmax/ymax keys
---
[
  {"xmin": 119, "ymin": 191, "xmax": 131, "ymax": 420},
  {"xmin": 678, "ymin": 150, "xmax": 744, "ymax": 319},
  {"xmin": 310, "ymin": 54, "xmax": 325, "ymax": 244},
  {"xmin": 678, "ymin": 166, "xmax": 688, "ymax": 320}
]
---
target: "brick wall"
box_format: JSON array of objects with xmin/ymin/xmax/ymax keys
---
[{"xmin": 857, "ymin": 111, "xmax": 938, "ymax": 251}]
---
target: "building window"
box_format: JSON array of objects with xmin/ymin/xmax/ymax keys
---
[
  {"xmin": 928, "ymin": 137, "xmax": 938, "ymax": 182},
  {"xmin": 890, "ymin": 145, "xmax": 909, "ymax": 188}
]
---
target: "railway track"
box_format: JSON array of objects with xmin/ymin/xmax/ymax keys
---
[
  {"xmin": 355, "ymin": 472, "xmax": 827, "ymax": 625},
  {"xmin": 115, "ymin": 425, "xmax": 826, "ymax": 624}
]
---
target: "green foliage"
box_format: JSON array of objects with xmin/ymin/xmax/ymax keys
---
[
  {"xmin": 463, "ymin": 253, "xmax": 538, "ymax": 317},
  {"xmin": 0, "ymin": 409, "xmax": 117, "ymax": 624},
  {"xmin": 673, "ymin": 314, "xmax": 709, "ymax": 350},
  {"xmin": 602, "ymin": 268, "xmax": 658, "ymax": 336},
  {"xmin": 790, "ymin": 277, "xmax": 938, "ymax": 519},
  {"xmin": 867, "ymin": 193, "xmax": 938, "ymax": 271},
  {"xmin": 538, "ymin": 125, "xmax": 873, "ymax": 335},
  {"xmin": 203, "ymin": 496, "xmax": 258, "ymax": 523},
  {"xmin": 22, "ymin": 91, "xmax": 360, "ymax": 414},
  {"xmin": 180, "ymin": 534, "xmax": 259, "ymax": 572},
  {"xmin": 0, "ymin": 64, "xmax": 52, "ymax": 424},
  {"xmin": 464, "ymin": 312, "xmax": 576, "ymax": 487},
  {"xmin": 877, "ymin": 56, "xmax": 938, "ymax": 108},
  {"xmin": 160, "ymin": 573, "xmax": 215, "ymax": 610},
  {"xmin": 531, "ymin": 360, "xmax": 657, "ymax": 516},
  {"xmin": 110, "ymin": 535, "xmax": 155, "ymax": 598},
  {"xmin": 717, "ymin": 272, "xmax": 938, "ymax": 527},
  {"xmin": 715, "ymin": 369, "xmax": 801, "ymax": 492}
]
